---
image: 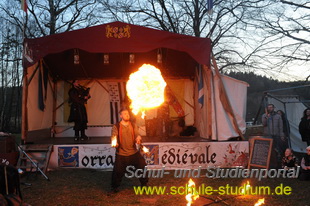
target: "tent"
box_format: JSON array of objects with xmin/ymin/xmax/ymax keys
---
[
  {"xmin": 267, "ymin": 94, "xmax": 309, "ymax": 153},
  {"xmin": 22, "ymin": 21, "xmax": 248, "ymax": 142}
]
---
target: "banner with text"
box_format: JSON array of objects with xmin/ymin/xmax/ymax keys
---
[{"xmin": 50, "ymin": 142, "xmax": 249, "ymax": 170}]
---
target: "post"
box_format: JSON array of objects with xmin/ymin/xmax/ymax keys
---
[
  {"xmin": 21, "ymin": 71, "xmax": 28, "ymax": 143},
  {"xmin": 52, "ymin": 80, "xmax": 57, "ymax": 138},
  {"xmin": 283, "ymin": 103, "xmax": 291, "ymax": 148}
]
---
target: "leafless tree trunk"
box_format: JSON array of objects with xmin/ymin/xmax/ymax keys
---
[{"xmin": 0, "ymin": 0, "xmax": 99, "ymax": 132}]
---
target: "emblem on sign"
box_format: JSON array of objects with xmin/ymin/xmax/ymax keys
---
[{"xmin": 106, "ymin": 25, "xmax": 131, "ymax": 38}]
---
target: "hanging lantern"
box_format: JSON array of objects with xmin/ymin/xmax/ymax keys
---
[
  {"xmin": 157, "ymin": 49, "xmax": 162, "ymax": 64},
  {"xmin": 129, "ymin": 54, "xmax": 135, "ymax": 64},
  {"xmin": 104, "ymin": 54, "xmax": 109, "ymax": 64},
  {"xmin": 74, "ymin": 49, "xmax": 80, "ymax": 65}
]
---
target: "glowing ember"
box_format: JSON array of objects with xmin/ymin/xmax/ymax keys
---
[
  {"xmin": 254, "ymin": 198, "xmax": 265, "ymax": 206},
  {"xmin": 142, "ymin": 145, "xmax": 149, "ymax": 153},
  {"xmin": 241, "ymin": 181, "xmax": 251, "ymax": 195},
  {"xmin": 126, "ymin": 64, "xmax": 167, "ymax": 118},
  {"xmin": 186, "ymin": 179, "xmax": 199, "ymax": 206},
  {"xmin": 111, "ymin": 136, "xmax": 117, "ymax": 147}
]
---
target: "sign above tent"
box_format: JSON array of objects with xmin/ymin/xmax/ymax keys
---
[{"xmin": 23, "ymin": 21, "xmax": 211, "ymax": 79}]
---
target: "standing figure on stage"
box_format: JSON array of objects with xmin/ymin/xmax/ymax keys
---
[
  {"xmin": 68, "ymin": 80, "xmax": 91, "ymax": 141},
  {"xmin": 110, "ymin": 108, "xmax": 148, "ymax": 193}
]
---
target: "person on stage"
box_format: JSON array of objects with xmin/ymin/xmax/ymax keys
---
[{"xmin": 68, "ymin": 80, "xmax": 91, "ymax": 141}]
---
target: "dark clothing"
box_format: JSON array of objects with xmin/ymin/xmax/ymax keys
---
[
  {"xmin": 111, "ymin": 152, "xmax": 148, "ymax": 189},
  {"xmin": 68, "ymin": 87, "xmax": 89, "ymax": 131},
  {"xmin": 111, "ymin": 121, "xmax": 148, "ymax": 189},
  {"xmin": 301, "ymin": 154, "xmax": 310, "ymax": 168},
  {"xmin": 262, "ymin": 112, "xmax": 284, "ymax": 166},
  {"xmin": 282, "ymin": 116, "xmax": 290, "ymax": 138},
  {"xmin": 281, "ymin": 155, "xmax": 298, "ymax": 169},
  {"xmin": 280, "ymin": 114, "xmax": 290, "ymax": 149},
  {"xmin": 299, "ymin": 118, "xmax": 310, "ymax": 146},
  {"xmin": 299, "ymin": 154, "xmax": 310, "ymax": 181}
]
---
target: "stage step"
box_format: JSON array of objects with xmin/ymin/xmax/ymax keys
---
[{"xmin": 16, "ymin": 144, "xmax": 53, "ymax": 173}]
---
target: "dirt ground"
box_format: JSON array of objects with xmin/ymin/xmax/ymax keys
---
[{"xmin": 19, "ymin": 168, "xmax": 310, "ymax": 206}]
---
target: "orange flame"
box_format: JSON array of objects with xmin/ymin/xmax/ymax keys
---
[
  {"xmin": 186, "ymin": 179, "xmax": 199, "ymax": 206},
  {"xmin": 126, "ymin": 64, "xmax": 166, "ymax": 118},
  {"xmin": 111, "ymin": 136, "xmax": 117, "ymax": 147},
  {"xmin": 142, "ymin": 145, "xmax": 149, "ymax": 153},
  {"xmin": 241, "ymin": 181, "xmax": 251, "ymax": 195},
  {"xmin": 254, "ymin": 198, "xmax": 265, "ymax": 206}
]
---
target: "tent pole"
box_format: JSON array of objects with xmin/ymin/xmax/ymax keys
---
[
  {"xmin": 21, "ymin": 69, "xmax": 28, "ymax": 143},
  {"xmin": 51, "ymin": 80, "xmax": 57, "ymax": 138},
  {"xmin": 265, "ymin": 84, "xmax": 310, "ymax": 93},
  {"xmin": 266, "ymin": 93, "xmax": 285, "ymax": 104},
  {"xmin": 211, "ymin": 54, "xmax": 244, "ymax": 140},
  {"xmin": 253, "ymin": 94, "xmax": 266, "ymax": 125},
  {"xmin": 210, "ymin": 68, "xmax": 219, "ymax": 140},
  {"xmin": 283, "ymin": 103, "xmax": 292, "ymax": 148},
  {"xmin": 205, "ymin": 65, "xmax": 214, "ymax": 140}
]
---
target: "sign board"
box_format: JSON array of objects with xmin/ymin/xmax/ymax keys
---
[
  {"xmin": 248, "ymin": 137, "xmax": 273, "ymax": 169},
  {"xmin": 49, "ymin": 142, "xmax": 249, "ymax": 170}
]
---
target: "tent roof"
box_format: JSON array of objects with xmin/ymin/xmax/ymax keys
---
[{"xmin": 23, "ymin": 21, "xmax": 211, "ymax": 79}]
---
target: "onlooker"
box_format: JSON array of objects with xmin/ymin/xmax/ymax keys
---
[
  {"xmin": 277, "ymin": 110, "xmax": 290, "ymax": 152},
  {"xmin": 281, "ymin": 148, "xmax": 298, "ymax": 169},
  {"xmin": 299, "ymin": 146, "xmax": 310, "ymax": 181},
  {"xmin": 299, "ymin": 108, "xmax": 310, "ymax": 146},
  {"xmin": 262, "ymin": 104, "xmax": 285, "ymax": 167}
]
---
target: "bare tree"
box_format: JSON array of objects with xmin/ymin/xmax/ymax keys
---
[
  {"xmin": 0, "ymin": 18, "xmax": 22, "ymax": 132},
  {"xmin": 1, "ymin": 0, "xmax": 98, "ymax": 38},
  {"xmin": 0, "ymin": 0, "xmax": 100, "ymax": 132},
  {"xmin": 97, "ymin": 0, "xmax": 276, "ymax": 72},
  {"xmin": 249, "ymin": 0, "xmax": 310, "ymax": 81}
]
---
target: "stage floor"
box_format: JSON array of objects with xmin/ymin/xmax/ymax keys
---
[{"xmin": 26, "ymin": 135, "xmax": 209, "ymax": 145}]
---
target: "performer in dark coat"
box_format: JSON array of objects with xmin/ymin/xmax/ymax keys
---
[
  {"xmin": 299, "ymin": 108, "xmax": 310, "ymax": 146},
  {"xmin": 68, "ymin": 80, "xmax": 91, "ymax": 141}
]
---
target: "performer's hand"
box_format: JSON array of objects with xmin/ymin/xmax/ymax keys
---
[{"xmin": 136, "ymin": 135, "xmax": 142, "ymax": 144}]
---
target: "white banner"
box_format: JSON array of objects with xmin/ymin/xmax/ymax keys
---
[{"xmin": 50, "ymin": 142, "xmax": 249, "ymax": 170}]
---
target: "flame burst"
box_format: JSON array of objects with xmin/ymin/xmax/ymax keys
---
[
  {"xmin": 142, "ymin": 145, "xmax": 149, "ymax": 153},
  {"xmin": 126, "ymin": 64, "xmax": 167, "ymax": 118},
  {"xmin": 186, "ymin": 179, "xmax": 199, "ymax": 206},
  {"xmin": 254, "ymin": 198, "xmax": 265, "ymax": 206},
  {"xmin": 111, "ymin": 136, "xmax": 117, "ymax": 147},
  {"xmin": 241, "ymin": 181, "xmax": 251, "ymax": 195}
]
